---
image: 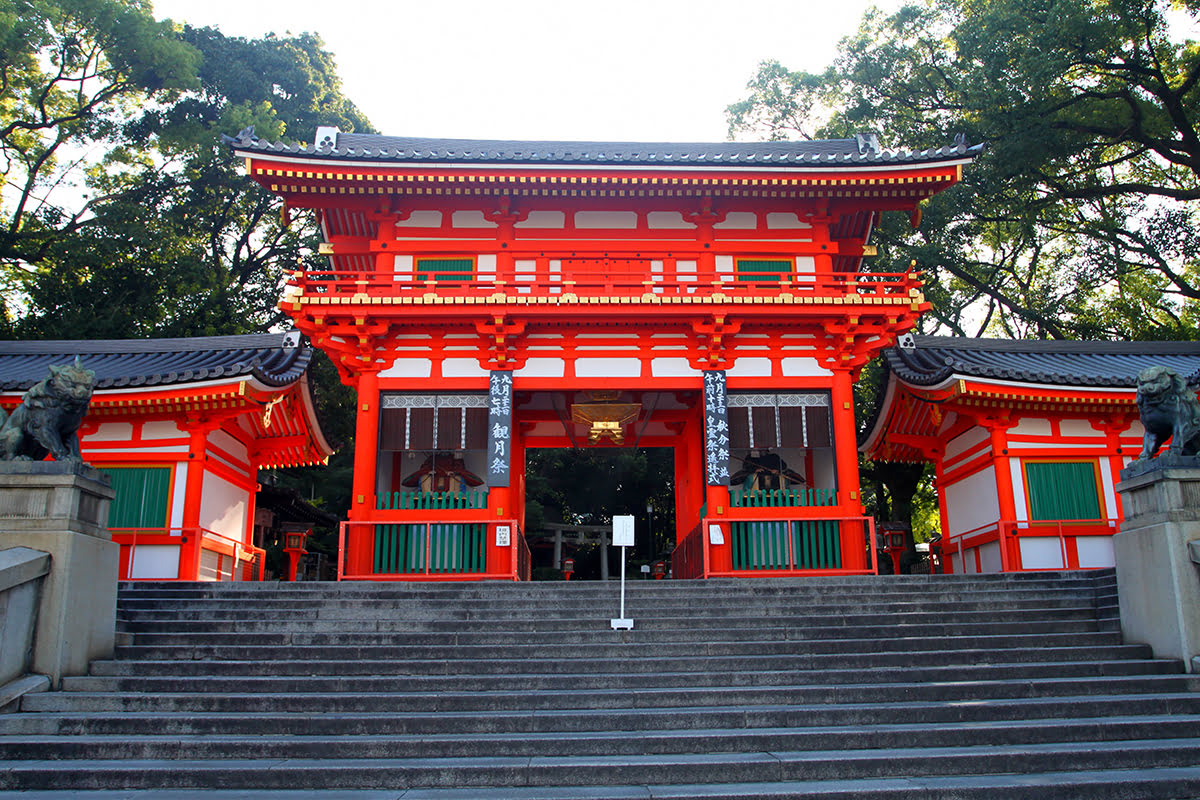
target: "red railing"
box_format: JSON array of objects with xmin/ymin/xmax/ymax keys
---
[
  {"xmin": 112, "ymin": 527, "xmax": 265, "ymax": 582},
  {"xmin": 672, "ymin": 514, "xmax": 877, "ymax": 579},
  {"xmin": 672, "ymin": 522, "xmax": 709, "ymax": 580},
  {"xmin": 337, "ymin": 518, "xmax": 528, "ymax": 581},
  {"xmin": 942, "ymin": 518, "xmax": 1120, "ymax": 573},
  {"xmin": 287, "ymin": 264, "xmax": 921, "ymax": 303}
]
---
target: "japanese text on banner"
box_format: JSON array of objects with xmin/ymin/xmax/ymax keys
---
[
  {"xmin": 703, "ymin": 370, "xmax": 730, "ymax": 486},
  {"xmin": 486, "ymin": 371, "xmax": 513, "ymax": 487}
]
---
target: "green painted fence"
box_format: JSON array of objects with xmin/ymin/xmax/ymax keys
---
[
  {"xmin": 731, "ymin": 519, "xmax": 842, "ymax": 571},
  {"xmin": 373, "ymin": 491, "xmax": 489, "ymax": 574},
  {"xmin": 377, "ymin": 490, "xmax": 489, "ymax": 510},
  {"xmin": 373, "ymin": 523, "xmax": 488, "ymax": 575},
  {"xmin": 729, "ymin": 487, "xmax": 837, "ymax": 508}
]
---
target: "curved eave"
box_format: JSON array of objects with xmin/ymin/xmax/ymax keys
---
[{"xmin": 228, "ymin": 136, "xmax": 983, "ymax": 171}]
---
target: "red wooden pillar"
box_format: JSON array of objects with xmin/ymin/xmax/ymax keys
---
[
  {"xmin": 986, "ymin": 418, "xmax": 1020, "ymax": 570},
  {"xmin": 179, "ymin": 421, "xmax": 212, "ymax": 581},
  {"xmin": 348, "ymin": 369, "xmax": 382, "ymax": 577},
  {"xmin": 830, "ymin": 367, "xmax": 867, "ymax": 571}
]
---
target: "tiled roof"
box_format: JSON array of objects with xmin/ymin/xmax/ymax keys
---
[
  {"xmin": 0, "ymin": 331, "xmax": 312, "ymax": 393},
  {"xmin": 886, "ymin": 335, "xmax": 1200, "ymax": 388},
  {"xmin": 223, "ymin": 127, "xmax": 983, "ymax": 168}
]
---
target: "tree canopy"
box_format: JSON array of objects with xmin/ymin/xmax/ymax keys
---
[
  {"xmin": 1, "ymin": 0, "xmax": 373, "ymax": 339},
  {"xmin": 729, "ymin": 0, "xmax": 1200, "ymax": 341}
]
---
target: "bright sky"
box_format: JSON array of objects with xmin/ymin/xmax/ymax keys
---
[{"xmin": 150, "ymin": 0, "xmax": 894, "ymax": 144}]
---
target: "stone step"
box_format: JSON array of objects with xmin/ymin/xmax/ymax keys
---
[
  {"xmin": 8, "ymin": 768, "xmax": 1200, "ymax": 800},
  {"xmin": 68, "ymin": 657, "xmax": 1179, "ymax": 689},
  {"xmin": 112, "ymin": 604, "xmax": 1104, "ymax": 630},
  {"xmin": 3, "ymin": 738, "xmax": 1200, "ymax": 791},
  {"xmin": 22, "ymin": 674, "xmax": 1197, "ymax": 715},
  {"xmin": 111, "ymin": 596, "xmax": 1105, "ymax": 621},
  {"xmin": 103, "ymin": 640, "xmax": 1148, "ymax": 670},
  {"xmin": 5, "ymin": 716, "xmax": 1200, "ymax": 760},
  {"xmin": 108, "ymin": 628, "xmax": 1120, "ymax": 654},
  {"xmin": 112, "ymin": 616, "xmax": 1102, "ymax": 641},
  {"xmin": 76, "ymin": 644, "xmax": 1161, "ymax": 677},
  {"xmin": 8, "ymin": 693, "xmax": 1200, "ymax": 736}
]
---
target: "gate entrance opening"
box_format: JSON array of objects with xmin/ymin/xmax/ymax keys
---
[{"xmin": 525, "ymin": 447, "xmax": 675, "ymax": 580}]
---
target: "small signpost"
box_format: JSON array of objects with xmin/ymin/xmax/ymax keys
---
[{"xmin": 611, "ymin": 515, "xmax": 634, "ymax": 630}]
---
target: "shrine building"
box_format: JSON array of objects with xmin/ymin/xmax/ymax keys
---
[
  {"xmin": 861, "ymin": 335, "xmax": 1200, "ymax": 574},
  {"xmin": 0, "ymin": 332, "xmax": 332, "ymax": 581},
  {"xmin": 226, "ymin": 128, "xmax": 980, "ymax": 581}
]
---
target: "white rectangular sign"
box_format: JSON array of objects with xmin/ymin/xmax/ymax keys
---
[
  {"xmin": 612, "ymin": 515, "xmax": 635, "ymax": 547},
  {"xmin": 495, "ymin": 525, "xmax": 511, "ymax": 547}
]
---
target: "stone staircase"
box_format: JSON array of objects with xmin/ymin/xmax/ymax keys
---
[{"xmin": 2, "ymin": 569, "xmax": 1200, "ymax": 798}]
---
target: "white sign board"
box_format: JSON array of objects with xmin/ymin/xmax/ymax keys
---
[
  {"xmin": 708, "ymin": 524, "xmax": 725, "ymax": 545},
  {"xmin": 612, "ymin": 515, "xmax": 635, "ymax": 547},
  {"xmin": 495, "ymin": 525, "xmax": 511, "ymax": 547}
]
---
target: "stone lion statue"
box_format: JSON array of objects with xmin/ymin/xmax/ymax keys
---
[
  {"xmin": 0, "ymin": 359, "xmax": 95, "ymax": 463},
  {"xmin": 1136, "ymin": 365, "xmax": 1200, "ymax": 460}
]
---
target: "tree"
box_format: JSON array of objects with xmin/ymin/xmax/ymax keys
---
[
  {"xmin": 8, "ymin": 23, "xmax": 374, "ymax": 339},
  {"xmin": 728, "ymin": 0, "xmax": 1200, "ymax": 341},
  {"xmin": 0, "ymin": 0, "xmax": 201, "ymax": 327},
  {"xmin": 729, "ymin": 0, "xmax": 1200, "ymax": 549}
]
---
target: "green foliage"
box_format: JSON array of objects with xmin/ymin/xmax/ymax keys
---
[
  {"xmin": 526, "ymin": 447, "xmax": 677, "ymax": 565},
  {"xmin": 729, "ymin": 0, "xmax": 1200, "ymax": 536},
  {"xmin": 728, "ymin": 0, "xmax": 1200, "ymax": 342},
  {"xmin": 2, "ymin": 9, "xmax": 374, "ymax": 338}
]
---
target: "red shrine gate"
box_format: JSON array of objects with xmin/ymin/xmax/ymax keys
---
[{"xmin": 229, "ymin": 129, "xmax": 977, "ymax": 580}]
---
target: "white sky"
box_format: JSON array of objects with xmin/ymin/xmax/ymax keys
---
[{"xmin": 150, "ymin": 0, "xmax": 895, "ymax": 144}]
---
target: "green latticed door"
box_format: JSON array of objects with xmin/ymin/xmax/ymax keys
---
[
  {"xmin": 102, "ymin": 467, "xmax": 171, "ymax": 528},
  {"xmin": 1025, "ymin": 461, "xmax": 1102, "ymax": 521}
]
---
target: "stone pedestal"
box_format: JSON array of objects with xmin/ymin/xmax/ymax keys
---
[
  {"xmin": 1114, "ymin": 462, "xmax": 1200, "ymax": 673},
  {"xmin": 0, "ymin": 462, "xmax": 116, "ymax": 687}
]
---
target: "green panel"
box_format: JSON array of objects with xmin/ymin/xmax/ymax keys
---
[
  {"xmin": 102, "ymin": 467, "xmax": 171, "ymax": 528},
  {"xmin": 373, "ymin": 522, "xmax": 487, "ymax": 575},
  {"xmin": 416, "ymin": 258, "xmax": 474, "ymax": 282},
  {"xmin": 1026, "ymin": 461, "xmax": 1102, "ymax": 521},
  {"xmin": 736, "ymin": 259, "xmax": 791, "ymax": 282}
]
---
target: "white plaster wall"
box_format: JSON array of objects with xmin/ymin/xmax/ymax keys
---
[
  {"xmin": 781, "ymin": 358, "xmax": 832, "ymax": 377},
  {"xmin": 210, "ymin": 430, "xmax": 247, "ymax": 465},
  {"xmin": 130, "ymin": 545, "xmax": 180, "ymax": 579},
  {"xmin": 716, "ymin": 255, "xmax": 734, "ymax": 274},
  {"xmin": 1013, "ymin": 418, "xmax": 1052, "ymax": 437},
  {"xmin": 1019, "ymin": 537, "xmax": 1065, "ymax": 569},
  {"xmin": 1100, "ymin": 460, "xmax": 1117, "ymax": 519},
  {"xmin": 142, "ymin": 421, "xmax": 182, "ymax": 439},
  {"xmin": 86, "ymin": 422, "xmax": 133, "ymax": 442},
  {"xmin": 451, "ymin": 210, "xmax": 497, "ymax": 228},
  {"xmin": 726, "ymin": 358, "xmax": 772, "ymax": 378},
  {"xmin": 1011, "ymin": 459, "xmax": 1029, "ymax": 521},
  {"xmin": 978, "ymin": 541, "xmax": 1003, "ymax": 573},
  {"xmin": 651, "ymin": 359, "xmax": 700, "ymax": 378},
  {"xmin": 516, "ymin": 210, "xmax": 566, "ymax": 228},
  {"xmin": 646, "ymin": 212, "xmax": 694, "ymax": 229},
  {"xmin": 945, "ymin": 428, "xmax": 990, "ymax": 462},
  {"xmin": 795, "ymin": 256, "xmax": 816, "ymax": 281},
  {"xmin": 443, "ymin": 359, "xmax": 490, "ymax": 378},
  {"xmin": 395, "ymin": 210, "xmax": 442, "ymax": 227},
  {"xmin": 766, "ymin": 212, "xmax": 811, "ymax": 229},
  {"xmin": 945, "ymin": 466, "xmax": 1000, "ymax": 535},
  {"xmin": 170, "ymin": 465, "xmax": 187, "ymax": 528},
  {"xmin": 200, "ymin": 473, "xmax": 248, "ymax": 542},
  {"xmin": 576, "ymin": 358, "xmax": 641, "ymax": 378},
  {"xmin": 1076, "ymin": 535, "xmax": 1116, "ymax": 568},
  {"xmin": 1060, "ymin": 420, "xmax": 1105, "ymax": 438},
  {"xmin": 477, "ymin": 254, "xmax": 496, "ymax": 275},
  {"xmin": 514, "ymin": 359, "xmax": 565, "ymax": 378},
  {"xmin": 380, "ymin": 359, "xmax": 433, "ymax": 379},
  {"xmin": 574, "ymin": 211, "xmax": 637, "ymax": 229},
  {"xmin": 714, "ymin": 212, "xmax": 756, "ymax": 229}
]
